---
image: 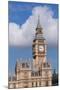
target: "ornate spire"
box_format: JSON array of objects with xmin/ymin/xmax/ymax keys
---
[
  {"xmin": 16, "ymin": 58, "xmax": 20, "ymax": 67},
  {"xmin": 36, "ymin": 15, "xmax": 43, "ymax": 34},
  {"xmin": 37, "ymin": 15, "xmax": 41, "ymax": 28}
]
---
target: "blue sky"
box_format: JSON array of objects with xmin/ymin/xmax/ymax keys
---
[
  {"xmin": 8, "ymin": 1, "xmax": 58, "ymax": 74},
  {"xmin": 8, "ymin": 1, "xmax": 58, "ymax": 24}
]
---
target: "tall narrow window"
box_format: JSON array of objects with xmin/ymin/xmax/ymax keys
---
[
  {"xmin": 14, "ymin": 83, "xmax": 16, "ymax": 88},
  {"xmin": 39, "ymin": 69, "xmax": 42, "ymax": 76},
  {"xmin": 32, "ymin": 82, "xmax": 33, "ymax": 87},
  {"xmin": 46, "ymin": 81, "xmax": 48, "ymax": 86},
  {"xmin": 22, "ymin": 63, "xmax": 25, "ymax": 68}
]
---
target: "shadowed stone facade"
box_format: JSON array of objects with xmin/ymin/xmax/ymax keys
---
[{"xmin": 8, "ymin": 17, "xmax": 52, "ymax": 88}]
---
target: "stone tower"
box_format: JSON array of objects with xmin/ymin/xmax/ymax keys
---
[
  {"xmin": 32, "ymin": 16, "xmax": 47, "ymax": 67},
  {"xmin": 32, "ymin": 16, "xmax": 52, "ymax": 86}
]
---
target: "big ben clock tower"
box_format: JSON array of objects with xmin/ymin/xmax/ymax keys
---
[{"xmin": 32, "ymin": 16, "xmax": 47, "ymax": 66}]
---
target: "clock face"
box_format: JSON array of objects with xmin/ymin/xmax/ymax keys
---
[{"xmin": 39, "ymin": 45, "xmax": 44, "ymax": 52}]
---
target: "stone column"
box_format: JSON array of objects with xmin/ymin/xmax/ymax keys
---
[
  {"xmin": 41, "ymin": 80, "xmax": 45, "ymax": 86},
  {"xmin": 48, "ymin": 80, "xmax": 52, "ymax": 86},
  {"xmin": 33, "ymin": 82, "xmax": 36, "ymax": 87},
  {"xmin": 37, "ymin": 81, "xmax": 40, "ymax": 87},
  {"xmin": 15, "ymin": 82, "xmax": 19, "ymax": 88}
]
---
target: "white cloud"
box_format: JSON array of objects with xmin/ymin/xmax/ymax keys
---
[
  {"xmin": 9, "ymin": 16, "xmax": 36, "ymax": 47},
  {"xmin": 9, "ymin": 6, "xmax": 58, "ymax": 47}
]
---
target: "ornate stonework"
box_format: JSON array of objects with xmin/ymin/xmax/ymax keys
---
[{"xmin": 8, "ymin": 17, "xmax": 52, "ymax": 88}]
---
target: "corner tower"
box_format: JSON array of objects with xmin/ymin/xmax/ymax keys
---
[{"xmin": 32, "ymin": 16, "xmax": 47, "ymax": 66}]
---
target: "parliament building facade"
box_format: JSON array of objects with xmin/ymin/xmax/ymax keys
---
[{"xmin": 8, "ymin": 18, "xmax": 52, "ymax": 88}]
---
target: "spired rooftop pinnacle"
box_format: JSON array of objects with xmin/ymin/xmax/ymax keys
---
[
  {"xmin": 35, "ymin": 16, "xmax": 45, "ymax": 40},
  {"xmin": 36, "ymin": 15, "xmax": 43, "ymax": 34}
]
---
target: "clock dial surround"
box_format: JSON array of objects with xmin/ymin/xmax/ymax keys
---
[{"xmin": 39, "ymin": 45, "xmax": 44, "ymax": 52}]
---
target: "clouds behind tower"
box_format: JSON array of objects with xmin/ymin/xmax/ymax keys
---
[{"xmin": 9, "ymin": 6, "xmax": 58, "ymax": 47}]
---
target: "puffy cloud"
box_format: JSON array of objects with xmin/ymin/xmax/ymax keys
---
[
  {"xmin": 9, "ymin": 16, "xmax": 36, "ymax": 47},
  {"xmin": 9, "ymin": 6, "xmax": 58, "ymax": 47}
]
